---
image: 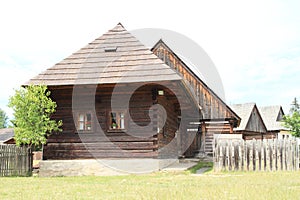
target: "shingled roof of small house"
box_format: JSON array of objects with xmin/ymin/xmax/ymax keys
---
[
  {"xmin": 26, "ymin": 23, "xmax": 181, "ymax": 86},
  {"xmin": 259, "ymin": 105, "xmax": 286, "ymax": 131},
  {"xmin": 0, "ymin": 128, "xmax": 14, "ymax": 143},
  {"xmin": 230, "ymin": 103, "xmax": 256, "ymax": 131},
  {"xmin": 230, "ymin": 103, "xmax": 267, "ymax": 132}
]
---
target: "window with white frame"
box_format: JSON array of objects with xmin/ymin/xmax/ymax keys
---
[
  {"xmin": 77, "ymin": 113, "xmax": 92, "ymax": 131},
  {"xmin": 109, "ymin": 111, "xmax": 125, "ymax": 130}
]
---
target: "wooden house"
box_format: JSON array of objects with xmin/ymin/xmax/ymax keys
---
[
  {"xmin": 151, "ymin": 39, "xmax": 240, "ymax": 156},
  {"xmin": 0, "ymin": 128, "xmax": 15, "ymax": 144},
  {"xmin": 231, "ymin": 103, "xmax": 270, "ymax": 140},
  {"xmin": 26, "ymin": 23, "xmax": 240, "ymax": 159},
  {"xmin": 259, "ymin": 105, "xmax": 290, "ymax": 139}
]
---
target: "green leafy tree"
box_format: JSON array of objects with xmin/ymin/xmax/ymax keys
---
[
  {"xmin": 0, "ymin": 108, "xmax": 8, "ymax": 128},
  {"xmin": 8, "ymin": 85, "xmax": 62, "ymax": 147},
  {"xmin": 283, "ymin": 97, "xmax": 300, "ymax": 137}
]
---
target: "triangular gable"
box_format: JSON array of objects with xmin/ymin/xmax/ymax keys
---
[
  {"xmin": 231, "ymin": 103, "xmax": 267, "ymax": 132},
  {"xmin": 277, "ymin": 107, "xmax": 285, "ymax": 121},
  {"xmin": 245, "ymin": 104, "xmax": 267, "ymax": 132},
  {"xmin": 259, "ymin": 105, "xmax": 286, "ymax": 131},
  {"xmin": 26, "ymin": 23, "xmax": 181, "ymax": 86},
  {"xmin": 152, "ymin": 39, "xmax": 241, "ymax": 123}
]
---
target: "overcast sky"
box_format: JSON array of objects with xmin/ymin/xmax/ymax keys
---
[{"xmin": 0, "ymin": 0, "xmax": 299, "ymax": 120}]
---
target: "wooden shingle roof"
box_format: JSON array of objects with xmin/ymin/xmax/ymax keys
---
[
  {"xmin": 230, "ymin": 103, "xmax": 256, "ymax": 131},
  {"xmin": 259, "ymin": 105, "xmax": 286, "ymax": 131},
  {"xmin": 26, "ymin": 23, "xmax": 181, "ymax": 86},
  {"xmin": 0, "ymin": 128, "xmax": 14, "ymax": 143},
  {"xmin": 231, "ymin": 102, "xmax": 267, "ymax": 133}
]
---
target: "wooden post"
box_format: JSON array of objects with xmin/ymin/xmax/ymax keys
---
[
  {"xmin": 234, "ymin": 142, "xmax": 239, "ymax": 171},
  {"xmin": 269, "ymin": 140, "xmax": 273, "ymax": 171},
  {"xmin": 252, "ymin": 139, "xmax": 256, "ymax": 171},
  {"xmin": 258, "ymin": 140, "xmax": 262, "ymax": 171},
  {"xmin": 222, "ymin": 145, "xmax": 226, "ymax": 171},
  {"xmin": 228, "ymin": 141, "xmax": 232, "ymax": 171},
  {"xmin": 296, "ymin": 139, "xmax": 299, "ymax": 170},
  {"xmin": 280, "ymin": 139, "xmax": 283, "ymax": 170},
  {"xmin": 275, "ymin": 139, "xmax": 278, "ymax": 171},
  {"xmin": 284, "ymin": 139, "xmax": 287, "ymax": 170},
  {"xmin": 263, "ymin": 141, "xmax": 267, "ymax": 171},
  {"xmin": 246, "ymin": 142, "xmax": 250, "ymax": 171},
  {"xmin": 241, "ymin": 140, "xmax": 244, "ymax": 171}
]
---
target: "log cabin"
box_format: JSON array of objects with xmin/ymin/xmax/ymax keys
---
[
  {"xmin": 151, "ymin": 39, "xmax": 240, "ymax": 156},
  {"xmin": 26, "ymin": 23, "xmax": 240, "ymax": 159},
  {"xmin": 231, "ymin": 103, "xmax": 270, "ymax": 140},
  {"xmin": 259, "ymin": 105, "xmax": 290, "ymax": 139}
]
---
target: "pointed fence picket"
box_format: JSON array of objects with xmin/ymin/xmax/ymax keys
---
[{"xmin": 214, "ymin": 138, "xmax": 300, "ymax": 171}]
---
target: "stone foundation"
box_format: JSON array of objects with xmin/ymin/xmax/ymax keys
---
[{"xmin": 39, "ymin": 159, "xmax": 178, "ymax": 177}]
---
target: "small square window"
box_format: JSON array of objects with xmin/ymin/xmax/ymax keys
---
[{"xmin": 77, "ymin": 113, "xmax": 92, "ymax": 131}]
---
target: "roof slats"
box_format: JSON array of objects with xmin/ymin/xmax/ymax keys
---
[{"xmin": 26, "ymin": 23, "xmax": 181, "ymax": 86}]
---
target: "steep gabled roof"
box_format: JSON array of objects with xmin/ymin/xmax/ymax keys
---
[
  {"xmin": 152, "ymin": 39, "xmax": 207, "ymax": 85},
  {"xmin": 152, "ymin": 39, "xmax": 241, "ymax": 123},
  {"xmin": 231, "ymin": 103, "xmax": 267, "ymax": 132},
  {"xmin": 26, "ymin": 23, "xmax": 181, "ymax": 86},
  {"xmin": 259, "ymin": 105, "xmax": 286, "ymax": 131},
  {"xmin": 0, "ymin": 128, "xmax": 14, "ymax": 143},
  {"xmin": 231, "ymin": 103, "xmax": 255, "ymax": 130}
]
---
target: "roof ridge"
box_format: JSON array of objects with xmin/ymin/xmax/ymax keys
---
[
  {"xmin": 117, "ymin": 22, "xmax": 124, "ymax": 27},
  {"xmin": 231, "ymin": 102, "xmax": 257, "ymax": 130},
  {"xmin": 25, "ymin": 24, "xmax": 182, "ymax": 86},
  {"xmin": 109, "ymin": 23, "xmax": 126, "ymax": 32}
]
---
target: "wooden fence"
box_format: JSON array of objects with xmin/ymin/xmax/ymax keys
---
[
  {"xmin": 214, "ymin": 138, "xmax": 299, "ymax": 171},
  {"xmin": 0, "ymin": 145, "xmax": 33, "ymax": 176}
]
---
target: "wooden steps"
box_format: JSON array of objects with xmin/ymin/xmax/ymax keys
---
[{"xmin": 204, "ymin": 122, "xmax": 232, "ymax": 156}]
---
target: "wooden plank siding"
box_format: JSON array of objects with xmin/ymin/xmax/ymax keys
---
[
  {"xmin": 44, "ymin": 82, "xmax": 182, "ymax": 159},
  {"xmin": 151, "ymin": 40, "xmax": 240, "ymax": 124},
  {"xmin": 25, "ymin": 24, "xmax": 241, "ymax": 160},
  {"xmin": 231, "ymin": 103, "xmax": 269, "ymax": 140},
  {"xmin": 151, "ymin": 40, "xmax": 240, "ymax": 157}
]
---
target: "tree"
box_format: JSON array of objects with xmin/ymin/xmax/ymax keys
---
[
  {"xmin": 8, "ymin": 85, "xmax": 62, "ymax": 147},
  {"xmin": 290, "ymin": 97, "xmax": 300, "ymax": 113},
  {"xmin": 283, "ymin": 97, "xmax": 300, "ymax": 137},
  {"xmin": 0, "ymin": 108, "xmax": 8, "ymax": 128}
]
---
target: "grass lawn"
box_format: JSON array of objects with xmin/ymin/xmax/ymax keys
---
[{"xmin": 1, "ymin": 170, "xmax": 300, "ymax": 200}]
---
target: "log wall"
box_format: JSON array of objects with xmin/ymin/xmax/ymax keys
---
[
  {"xmin": 44, "ymin": 83, "xmax": 181, "ymax": 159},
  {"xmin": 152, "ymin": 43, "xmax": 239, "ymax": 123}
]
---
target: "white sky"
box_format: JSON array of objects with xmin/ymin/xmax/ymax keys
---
[{"xmin": 0, "ymin": 0, "xmax": 300, "ymax": 119}]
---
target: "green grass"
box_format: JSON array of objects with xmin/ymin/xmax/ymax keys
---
[
  {"xmin": 1, "ymin": 171, "xmax": 300, "ymax": 199},
  {"xmin": 187, "ymin": 161, "xmax": 213, "ymax": 174}
]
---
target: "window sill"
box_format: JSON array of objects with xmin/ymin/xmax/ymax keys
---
[
  {"xmin": 107, "ymin": 129, "xmax": 127, "ymax": 133},
  {"xmin": 76, "ymin": 130, "xmax": 94, "ymax": 134}
]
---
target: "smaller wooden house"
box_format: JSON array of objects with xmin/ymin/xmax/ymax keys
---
[
  {"xmin": 0, "ymin": 128, "xmax": 15, "ymax": 144},
  {"xmin": 231, "ymin": 103, "xmax": 270, "ymax": 140},
  {"xmin": 259, "ymin": 105, "xmax": 290, "ymax": 139}
]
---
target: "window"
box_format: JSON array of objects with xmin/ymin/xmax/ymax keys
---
[
  {"xmin": 104, "ymin": 46, "xmax": 117, "ymax": 52},
  {"xmin": 109, "ymin": 111, "xmax": 125, "ymax": 130},
  {"xmin": 77, "ymin": 113, "xmax": 92, "ymax": 131},
  {"xmin": 157, "ymin": 49, "xmax": 164, "ymax": 60}
]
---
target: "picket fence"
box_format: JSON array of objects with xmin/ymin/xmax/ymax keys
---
[
  {"xmin": 214, "ymin": 138, "xmax": 299, "ymax": 171},
  {"xmin": 0, "ymin": 145, "xmax": 33, "ymax": 176}
]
